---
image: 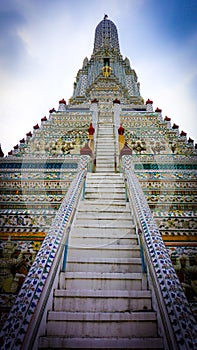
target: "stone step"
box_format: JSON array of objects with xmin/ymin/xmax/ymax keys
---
[
  {"xmin": 53, "ymin": 289, "xmax": 152, "ymax": 312},
  {"xmin": 95, "ymin": 163, "xmax": 115, "ymax": 167},
  {"xmin": 97, "ymin": 142, "xmax": 114, "ymax": 144},
  {"xmin": 96, "ymin": 152, "xmax": 114, "ymax": 161},
  {"xmin": 96, "ymin": 157, "xmax": 114, "ymax": 162},
  {"xmin": 75, "ymin": 218, "xmax": 133, "ymax": 227},
  {"xmin": 61, "ymin": 271, "xmax": 147, "ymax": 290},
  {"xmin": 85, "ymin": 193, "xmax": 125, "ymax": 200},
  {"xmin": 96, "ymin": 159, "xmax": 115, "ymax": 163},
  {"xmin": 84, "ymin": 188, "xmax": 125, "ymax": 194},
  {"xmin": 96, "ymin": 153, "xmax": 114, "ymax": 156},
  {"xmin": 96, "ymin": 155, "xmax": 114, "ymax": 159},
  {"xmin": 71, "ymin": 227, "xmax": 135, "ymax": 236},
  {"xmin": 85, "ymin": 187, "xmax": 125, "ymax": 192},
  {"xmin": 65, "ymin": 257, "xmax": 141, "ymax": 272},
  {"xmin": 39, "ymin": 336, "xmax": 164, "ymax": 349},
  {"xmin": 96, "ymin": 145, "xmax": 114, "ymax": 149},
  {"xmin": 96, "ymin": 152, "xmax": 115, "ymax": 156},
  {"xmin": 86, "ymin": 179, "xmax": 124, "ymax": 185},
  {"xmin": 95, "ymin": 168, "xmax": 115, "ymax": 173},
  {"xmin": 69, "ymin": 236, "xmax": 138, "ymax": 247},
  {"xmin": 98, "ymin": 128, "xmax": 113, "ymax": 130},
  {"xmin": 97, "ymin": 134, "xmax": 114, "ymax": 137},
  {"xmin": 96, "ymin": 144, "xmax": 114, "ymax": 147},
  {"xmin": 97, "ymin": 136, "xmax": 114, "ymax": 139},
  {"xmin": 96, "ymin": 146, "xmax": 114, "ymax": 149},
  {"xmin": 76, "ymin": 212, "xmax": 132, "ymax": 220},
  {"xmin": 70, "ymin": 226, "xmax": 135, "ymax": 235},
  {"xmin": 78, "ymin": 203, "xmax": 129, "ymax": 212},
  {"xmin": 67, "ymin": 246, "xmax": 140, "ymax": 259},
  {"xmin": 96, "ymin": 141, "xmax": 114, "ymax": 144},
  {"xmin": 98, "ymin": 126, "xmax": 113, "ymax": 128},
  {"xmin": 87, "ymin": 173, "xmax": 122, "ymax": 177},
  {"xmin": 86, "ymin": 179, "xmax": 123, "ymax": 183},
  {"xmin": 97, "ymin": 132, "xmax": 114, "ymax": 135},
  {"xmin": 80, "ymin": 199, "xmax": 127, "ymax": 206},
  {"xmin": 42, "ymin": 311, "xmax": 157, "ymax": 338},
  {"xmin": 96, "ymin": 164, "xmax": 115, "ymax": 169}
]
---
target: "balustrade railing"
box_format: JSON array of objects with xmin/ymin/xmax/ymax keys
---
[
  {"xmin": 0, "ymin": 159, "xmax": 88, "ymax": 350},
  {"xmin": 122, "ymin": 155, "xmax": 197, "ymax": 350}
]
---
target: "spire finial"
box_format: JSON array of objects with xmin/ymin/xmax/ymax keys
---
[{"xmin": 104, "ymin": 14, "xmax": 108, "ymax": 20}]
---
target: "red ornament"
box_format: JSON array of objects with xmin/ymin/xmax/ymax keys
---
[
  {"xmin": 146, "ymin": 99, "xmax": 153, "ymax": 104},
  {"xmin": 20, "ymin": 138, "xmax": 25, "ymax": 143},
  {"xmin": 26, "ymin": 131, "xmax": 32, "ymax": 137},
  {"xmin": 59, "ymin": 98, "xmax": 66, "ymax": 105},
  {"xmin": 41, "ymin": 116, "xmax": 47, "ymax": 122},
  {"xmin": 88, "ymin": 123, "xmax": 95, "ymax": 135},
  {"xmin": 113, "ymin": 98, "xmax": 120, "ymax": 104},
  {"xmin": 172, "ymin": 123, "xmax": 179, "ymax": 129},
  {"xmin": 49, "ymin": 108, "xmax": 56, "ymax": 113},
  {"xmin": 164, "ymin": 116, "xmax": 171, "ymax": 122},
  {"xmin": 33, "ymin": 124, "xmax": 39, "ymax": 130},
  {"xmin": 155, "ymin": 107, "xmax": 162, "ymax": 113},
  {"xmin": 180, "ymin": 131, "xmax": 187, "ymax": 137},
  {"xmin": 118, "ymin": 124, "xmax": 124, "ymax": 135}
]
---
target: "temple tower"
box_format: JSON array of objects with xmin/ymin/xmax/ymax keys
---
[{"xmin": 0, "ymin": 16, "xmax": 196, "ymax": 350}]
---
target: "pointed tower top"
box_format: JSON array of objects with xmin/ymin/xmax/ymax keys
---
[
  {"xmin": 0, "ymin": 144, "xmax": 4, "ymax": 157},
  {"xmin": 93, "ymin": 16, "xmax": 120, "ymax": 54}
]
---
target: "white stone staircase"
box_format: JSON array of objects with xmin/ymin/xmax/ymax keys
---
[
  {"xmin": 95, "ymin": 117, "xmax": 116, "ymax": 173},
  {"xmin": 38, "ymin": 119, "xmax": 164, "ymax": 349}
]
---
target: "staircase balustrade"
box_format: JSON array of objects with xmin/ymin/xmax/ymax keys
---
[
  {"xmin": 0, "ymin": 158, "xmax": 89, "ymax": 350},
  {"xmin": 122, "ymin": 155, "xmax": 197, "ymax": 350}
]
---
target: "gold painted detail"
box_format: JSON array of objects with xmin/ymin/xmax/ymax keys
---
[{"xmin": 102, "ymin": 65, "xmax": 112, "ymax": 77}]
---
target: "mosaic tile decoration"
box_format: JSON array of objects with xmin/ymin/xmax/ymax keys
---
[
  {"xmin": 0, "ymin": 162, "xmax": 88, "ymax": 349},
  {"xmin": 122, "ymin": 155, "xmax": 197, "ymax": 349}
]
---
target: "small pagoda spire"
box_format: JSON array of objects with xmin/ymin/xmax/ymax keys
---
[
  {"xmin": 146, "ymin": 99, "xmax": 153, "ymax": 112},
  {"xmin": 58, "ymin": 99, "xmax": 67, "ymax": 112}
]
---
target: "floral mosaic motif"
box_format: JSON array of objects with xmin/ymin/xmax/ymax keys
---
[
  {"xmin": 145, "ymin": 193, "xmax": 197, "ymax": 203},
  {"xmin": 136, "ymin": 171, "xmax": 197, "ymax": 181},
  {"xmin": 152, "ymin": 210, "xmax": 197, "ymax": 218},
  {"xmin": 140, "ymin": 180, "xmax": 196, "ymax": 189},
  {"xmin": 0, "ymin": 171, "xmax": 77, "ymax": 180},
  {"xmin": 0, "ymin": 212, "xmax": 55, "ymax": 229},
  {"xmin": 0, "ymin": 161, "xmax": 88, "ymax": 349},
  {"xmin": 155, "ymin": 217, "xmax": 197, "ymax": 231},
  {"xmin": 0, "ymin": 180, "xmax": 71, "ymax": 190},
  {"xmin": 0, "ymin": 193, "xmax": 66, "ymax": 203},
  {"xmin": 122, "ymin": 155, "xmax": 197, "ymax": 349}
]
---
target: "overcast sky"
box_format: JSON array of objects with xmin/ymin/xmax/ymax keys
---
[{"xmin": 0, "ymin": 0, "xmax": 197, "ymax": 155}]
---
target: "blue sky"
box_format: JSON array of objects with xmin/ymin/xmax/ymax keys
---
[{"xmin": 0, "ymin": 0, "xmax": 197, "ymax": 155}]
